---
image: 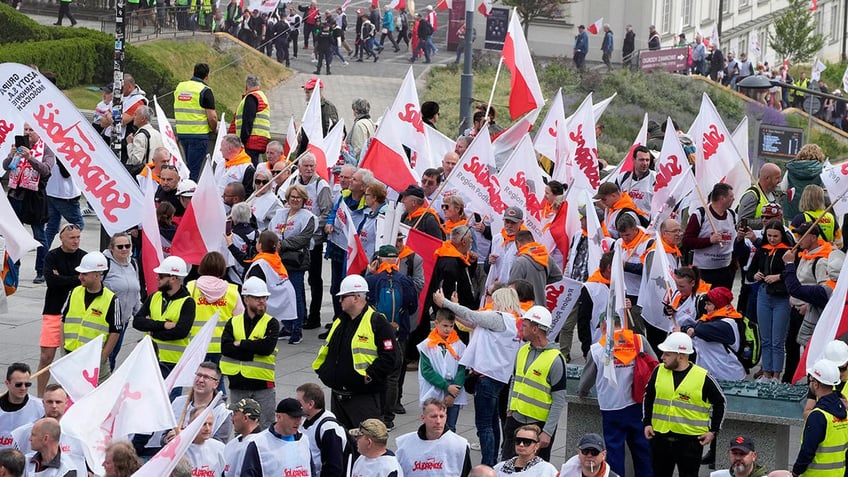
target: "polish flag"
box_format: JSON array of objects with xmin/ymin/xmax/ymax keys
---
[
  {"xmin": 340, "ymin": 0, "xmax": 351, "ymax": 9},
  {"xmin": 689, "ymin": 92, "xmax": 743, "ymax": 194},
  {"xmin": 607, "ymin": 112, "xmax": 648, "ymax": 181},
  {"xmin": 388, "ymin": 0, "xmax": 405, "ymax": 9},
  {"xmin": 302, "ymin": 85, "xmax": 325, "ymax": 149},
  {"xmin": 477, "ymin": 0, "xmax": 492, "ymax": 16},
  {"xmin": 0, "ymin": 192, "xmax": 41, "ymax": 262},
  {"xmin": 170, "ymin": 160, "xmax": 228, "ymax": 265},
  {"xmin": 50, "ymin": 338, "xmax": 102, "ymax": 403},
  {"xmin": 283, "ymin": 116, "xmax": 297, "ymax": 158},
  {"xmin": 140, "ymin": 176, "xmax": 165, "ymax": 296},
  {"xmin": 502, "ymin": 8, "xmax": 544, "ymax": 120},
  {"xmin": 436, "ymin": 0, "xmax": 448, "ymax": 11},
  {"xmin": 163, "ymin": 312, "xmax": 220, "ymax": 393},
  {"xmin": 809, "ymin": 0, "xmax": 817, "ymax": 11},
  {"xmin": 306, "ymin": 118, "xmax": 345, "ymax": 183},
  {"xmin": 62, "ymin": 336, "xmax": 176, "ymax": 476},
  {"xmin": 153, "ymin": 96, "xmax": 190, "ymax": 179},
  {"xmin": 389, "ymin": 67, "xmax": 431, "ymax": 173},
  {"xmin": 587, "ymin": 17, "xmax": 603, "ymax": 35},
  {"xmin": 133, "ymin": 393, "xmax": 223, "ymax": 477},
  {"xmin": 329, "ymin": 201, "xmax": 369, "ymax": 274}
]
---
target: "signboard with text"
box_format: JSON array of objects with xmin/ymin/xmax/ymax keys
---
[
  {"xmin": 758, "ymin": 124, "xmax": 804, "ymax": 159},
  {"xmin": 639, "ymin": 47, "xmax": 689, "ymax": 73}
]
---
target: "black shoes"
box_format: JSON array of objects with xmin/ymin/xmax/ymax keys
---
[{"xmin": 302, "ymin": 321, "xmax": 321, "ymax": 330}]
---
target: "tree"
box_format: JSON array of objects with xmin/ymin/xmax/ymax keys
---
[
  {"xmin": 500, "ymin": 0, "xmax": 577, "ymax": 38},
  {"xmin": 768, "ymin": 0, "xmax": 824, "ymax": 63}
]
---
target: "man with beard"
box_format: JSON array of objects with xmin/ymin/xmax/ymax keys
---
[{"xmin": 710, "ymin": 436, "xmax": 766, "ymax": 477}]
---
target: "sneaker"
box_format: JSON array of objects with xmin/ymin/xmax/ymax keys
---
[
  {"xmin": 32, "ymin": 275, "xmax": 45, "ymax": 284},
  {"xmin": 303, "ymin": 322, "xmax": 321, "ymax": 330},
  {"xmin": 344, "ymin": 61, "xmax": 349, "ymax": 66},
  {"xmin": 289, "ymin": 336, "xmax": 304, "ymax": 345},
  {"xmin": 383, "ymin": 420, "xmax": 395, "ymax": 431},
  {"xmin": 373, "ymin": 55, "xmax": 379, "ymax": 62},
  {"xmin": 318, "ymin": 331, "xmax": 330, "ymax": 339}
]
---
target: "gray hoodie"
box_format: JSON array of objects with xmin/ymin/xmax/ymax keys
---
[{"xmin": 103, "ymin": 249, "xmax": 142, "ymax": 327}]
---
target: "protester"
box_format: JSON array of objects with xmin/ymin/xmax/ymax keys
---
[{"xmin": 494, "ymin": 424, "xmax": 559, "ymax": 476}]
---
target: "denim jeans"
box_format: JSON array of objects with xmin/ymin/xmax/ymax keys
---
[
  {"xmin": 45, "ymin": 196, "xmax": 83, "ymax": 249},
  {"xmin": 446, "ymin": 403, "xmax": 460, "ymax": 432},
  {"xmin": 756, "ymin": 288, "xmax": 791, "ymax": 374},
  {"xmin": 602, "ymin": 404, "xmax": 653, "ymax": 477},
  {"xmin": 287, "ymin": 269, "xmax": 306, "ymax": 341},
  {"xmin": 475, "ymin": 376, "xmax": 504, "ymax": 466},
  {"xmin": 178, "ymin": 135, "xmax": 209, "ymax": 182}
]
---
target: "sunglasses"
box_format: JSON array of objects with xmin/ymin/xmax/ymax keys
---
[
  {"xmin": 14, "ymin": 382, "xmax": 32, "ymax": 388},
  {"xmin": 515, "ymin": 437, "xmax": 538, "ymax": 447},
  {"xmin": 62, "ymin": 224, "xmax": 81, "ymax": 232},
  {"xmin": 580, "ymin": 448, "xmax": 601, "ymax": 457},
  {"xmin": 114, "ymin": 243, "xmax": 132, "ymax": 250},
  {"xmin": 441, "ymin": 204, "xmax": 451, "ymax": 210},
  {"xmin": 255, "ymin": 179, "xmax": 270, "ymax": 185}
]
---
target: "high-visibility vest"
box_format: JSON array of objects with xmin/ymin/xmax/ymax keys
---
[
  {"xmin": 651, "ymin": 365, "xmax": 711, "ymax": 435},
  {"xmin": 235, "ymin": 90, "xmax": 271, "ymax": 151},
  {"xmin": 174, "ymin": 80, "xmax": 212, "ymax": 135},
  {"xmin": 740, "ymin": 184, "xmax": 770, "ymax": 219},
  {"xmin": 149, "ymin": 292, "xmax": 192, "ymax": 364},
  {"xmin": 186, "ymin": 280, "xmax": 240, "ymax": 354},
  {"xmin": 220, "ymin": 313, "xmax": 277, "ymax": 381},
  {"xmin": 63, "ymin": 286, "xmax": 115, "ymax": 352},
  {"xmin": 312, "ymin": 307, "xmax": 378, "ymax": 376},
  {"xmin": 803, "ymin": 210, "xmax": 837, "ymax": 243},
  {"xmin": 508, "ymin": 345, "xmax": 562, "ymax": 422},
  {"xmin": 802, "ymin": 407, "xmax": 848, "ymax": 477}
]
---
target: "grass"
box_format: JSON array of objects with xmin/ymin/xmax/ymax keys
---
[{"xmin": 63, "ymin": 37, "xmax": 292, "ymax": 117}]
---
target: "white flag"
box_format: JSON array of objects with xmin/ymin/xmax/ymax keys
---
[
  {"xmin": 424, "ymin": 123, "xmax": 454, "ymax": 172},
  {"xmin": 821, "ymin": 161, "xmax": 848, "ymax": 220},
  {"xmin": 604, "ymin": 244, "xmax": 628, "ymax": 386},
  {"xmin": 533, "ymin": 88, "xmax": 565, "ymax": 163},
  {"xmin": 811, "ymin": 58, "xmax": 827, "ymax": 82},
  {"xmin": 302, "ymin": 84, "xmax": 324, "ymax": 145},
  {"xmin": 728, "ymin": 116, "xmax": 753, "ymax": 209},
  {"xmin": 131, "ymin": 392, "xmax": 223, "ymax": 477},
  {"xmin": 211, "ymin": 112, "xmax": 227, "ymax": 187},
  {"xmin": 153, "ymin": 96, "xmax": 190, "ymax": 179},
  {"xmin": 0, "ymin": 192, "xmax": 41, "ymax": 262},
  {"xmin": 391, "ymin": 67, "xmax": 431, "ymax": 165},
  {"xmin": 442, "ymin": 127, "xmax": 501, "ymax": 222},
  {"xmin": 558, "ymin": 93, "xmax": 601, "ymax": 194},
  {"xmin": 748, "ymin": 30, "xmax": 761, "ymax": 59},
  {"xmin": 691, "ymin": 93, "xmax": 743, "ymax": 194},
  {"xmin": 651, "ymin": 118, "xmax": 696, "ymax": 226},
  {"xmin": 638, "ymin": 231, "xmax": 676, "ymax": 333},
  {"xmin": 49, "ymin": 338, "xmax": 102, "ymax": 403},
  {"xmin": 163, "ymin": 312, "xmax": 220, "ymax": 392},
  {"xmin": 606, "ymin": 113, "xmax": 649, "ymax": 184},
  {"xmin": 498, "ymin": 134, "xmax": 546, "ymax": 239},
  {"xmin": 842, "ymin": 65, "xmax": 848, "ymax": 93},
  {"xmin": 545, "ymin": 277, "xmax": 584, "ymax": 339},
  {"xmin": 62, "ymin": 336, "xmax": 176, "ymax": 476}
]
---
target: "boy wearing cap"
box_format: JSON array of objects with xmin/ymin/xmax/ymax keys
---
[
  {"xmin": 222, "ymin": 398, "xmax": 262, "ymax": 477},
  {"xmin": 792, "ymin": 359, "xmax": 848, "ymax": 477},
  {"xmin": 685, "ymin": 286, "xmax": 746, "ymax": 381},
  {"xmin": 240, "ymin": 398, "xmax": 312, "ymax": 477},
  {"xmin": 710, "ymin": 435, "xmax": 766, "ymax": 477},
  {"xmin": 350, "ymin": 419, "xmax": 402, "ymax": 477}
]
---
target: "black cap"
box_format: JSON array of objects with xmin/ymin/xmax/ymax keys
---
[
  {"xmin": 275, "ymin": 398, "xmax": 306, "ymax": 417},
  {"xmin": 729, "ymin": 435, "xmax": 755, "ymax": 453},
  {"xmin": 100, "ymin": 83, "xmax": 114, "ymax": 92},
  {"xmin": 400, "ymin": 185, "xmax": 425, "ymax": 199},
  {"xmin": 578, "ymin": 433, "xmax": 605, "ymax": 451},
  {"xmin": 795, "ymin": 221, "xmax": 821, "ymax": 238}
]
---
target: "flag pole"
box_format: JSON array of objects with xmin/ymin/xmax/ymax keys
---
[
  {"xmin": 787, "ymin": 190, "xmax": 848, "ymax": 253},
  {"xmin": 693, "ymin": 183, "xmax": 719, "ymax": 234},
  {"xmin": 176, "ymin": 387, "xmax": 194, "ymax": 431},
  {"xmin": 484, "ymin": 56, "xmax": 505, "ymax": 129}
]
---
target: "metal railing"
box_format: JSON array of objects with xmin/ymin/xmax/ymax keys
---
[{"xmin": 98, "ymin": 6, "xmax": 216, "ymax": 42}]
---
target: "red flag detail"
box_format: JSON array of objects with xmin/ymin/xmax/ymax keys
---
[
  {"xmin": 359, "ymin": 137, "xmax": 417, "ymax": 193},
  {"xmin": 406, "ymin": 228, "xmax": 442, "ymax": 324}
]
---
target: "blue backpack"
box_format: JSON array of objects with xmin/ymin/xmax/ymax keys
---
[
  {"xmin": 2, "ymin": 252, "xmax": 18, "ymax": 296},
  {"xmin": 375, "ymin": 277, "xmax": 403, "ymax": 327}
]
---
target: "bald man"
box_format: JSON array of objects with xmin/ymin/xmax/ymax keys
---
[{"xmin": 737, "ymin": 163, "xmax": 782, "ymax": 230}]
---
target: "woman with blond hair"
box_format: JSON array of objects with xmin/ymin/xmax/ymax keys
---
[{"xmin": 790, "ymin": 184, "xmax": 841, "ymax": 246}]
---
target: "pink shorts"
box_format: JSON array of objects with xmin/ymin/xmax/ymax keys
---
[{"xmin": 39, "ymin": 314, "xmax": 62, "ymax": 348}]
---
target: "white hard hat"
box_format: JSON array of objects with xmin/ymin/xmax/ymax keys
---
[
  {"xmin": 241, "ymin": 276, "xmax": 271, "ymax": 297},
  {"xmin": 75, "ymin": 251, "xmax": 109, "ymax": 273},
  {"xmin": 658, "ymin": 332, "xmax": 694, "ymax": 354},
  {"xmin": 153, "ymin": 256, "xmax": 189, "ymax": 277},
  {"xmin": 808, "ymin": 359, "xmax": 842, "ymax": 386},
  {"xmin": 823, "ymin": 340, "xmax": 848, "ymax": 367},
  {"xmin": 522, "ymin": 306, "xmax": 552, "ymax": 329},
  {"xmin": 337, "ymin": 274, "xmax": 369, "ymax": 296},
  {"xmin": 176, "ymin": 179, "xmax": 197, "ymax": 198}
]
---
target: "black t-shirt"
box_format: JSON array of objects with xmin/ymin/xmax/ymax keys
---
[{"xmin": 42, "ymin": 248, "xmax": 87, "ymax": 315}]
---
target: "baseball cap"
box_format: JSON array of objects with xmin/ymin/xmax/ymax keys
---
[
  {"xmin": 228, "ymin": 398, "xmax": 261, "ymax": 420},
  {"xmin": 593, "ymin": 182, "xmax": 620, "ymax": 199},
  {"xmin": 794, "ymin": 221, "xmax": 821, "ymax": 238},
  {"xmin": 729, "ymin": 435, "xmax": 755, "ymax": 453},
  {"xmin": 378, "ymin": 245, "xmax": 399, "ymax": 258},
  {"xmin": 504, "ymin": 206, "xmax": 524, "ymax": 223},
  {"xmin": 100, "ymin": 83, "xmax": 114, "ymax": 92},
  {"xmin": 399, "ymin": 184, "xmax": 425, "ymax": 199},
  {"xmin": 349, "ymin": 418, "xmax": 388, "ymax": 441},
  {"xmin": 578, "ymin": 433, "xmax": 606, "ymax": 451},
  {"xmin": 302, "ymin": 77, "xmax": 324, "ymax": 90},
  {"xmin": 275, "ymin": 398, "xmax": 307, "ymax": 417}
]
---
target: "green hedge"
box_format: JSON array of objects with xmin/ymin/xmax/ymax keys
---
[
  {"xmin": 0, "ymin": 4, "xmax": 50, "ymax": 44},
  {"xmin": 0, "ymin": 38, "xmax": 100, "ymax": 88}
]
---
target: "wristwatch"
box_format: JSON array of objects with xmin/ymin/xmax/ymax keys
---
[{"xmin": 364, "ymin": 374, "xmax": 372, "ymax": 384}]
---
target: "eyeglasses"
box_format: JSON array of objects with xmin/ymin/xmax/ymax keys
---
[
  {"xmin": 114, "ymin": 243, "xmax": 132, "ymax": 250},
  {"xmin": 515, "ymin": 437, "xmax": 538, "ymax": 446},
  {"xmin": 255, "ymin": 179, "xmax": 270, "ymax": 185},
  {"xmin": 13, "ymin": 382, "xmax": 33, "ymax": 388},
  {"xmin": 62, "ymin": 224, "xmax": 81, "ymax": 232},
  {"xmin": 194, "ymin": 373, "xmax": 219, "ymax": 382},
  {"xmin": 580, "ymin": 448, "xmax": 601, "ymax": 457},
  {"xmin": 441, "ymin": 204, "xmax": 451, "ymax": 210}
]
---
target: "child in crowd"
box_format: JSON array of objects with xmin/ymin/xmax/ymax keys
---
[{"xmin": 417, "ymin": 308, "xmax": 467, "ymax": 432}]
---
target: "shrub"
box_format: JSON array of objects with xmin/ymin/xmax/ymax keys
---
[
  {"xmin": 0, "ymin": 3, "xmax": 50, "ymax": 44},
  {"xmin": 0, "ymin": 38, "xmax": 100, "ymax": 88}
]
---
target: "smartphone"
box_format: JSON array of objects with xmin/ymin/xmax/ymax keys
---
[
  {"xmin": 14, "ymin": 135, "xmax": 29, "ymax": 149},
  {"xmin": 225, "ymin": 219, "xmax": 233, "ymax": 235},
  {"xmin": 740, "ymin": 218, "xmax": 749, "ymax": 230}
]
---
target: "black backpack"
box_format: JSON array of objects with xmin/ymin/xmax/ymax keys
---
[{"xmin": 314, "ymin": 415, "xmax": 353, "ymax": 473}]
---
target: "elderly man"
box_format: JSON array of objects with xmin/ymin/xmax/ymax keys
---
[
  {"xmin": 396, "ymin": 398, "xmax": 472, "ymax": 476},
  {"xmin": 349, "ymin": 98, "xmax": 376, "ymax": 160},
  {"xmin": 257, "ymin": 141, "xmax": 285, "ymax": 178},
  {"xmin": 126, "ymin": 105, "xmax": 164, "ymax": 175},
  {"xmin": 137, "ymin": 147, "xmax": 171, "ymax": 189},
  {"xmin": 174, "ymin": 63, "xmax": 218, "ymax": 181},
  {"xmin": 240, "ymin": 399, "xmax": 312, "ymax": 476},
  {"xmin": 399, "ymin": 185, "xmax": 443, "ymax": 240},
  {"xmin": 0, "ymin": 365, "xmax": 42, "ymax": 450},
  {"xmin": 23, "ymin": 418, "xmax": 77, "ymax": 477},
  {"xmin": 229, "ymin": 74, "xmax": 271, "ymax": 164},
  {"xmin": 737, "ymin": 163, "xmax": 782, "ymax": 230},
  {"xmin": 441, "ymin": 151, "xmax": 459, "ymax": 181},
  {"xmin": 300, "ymin": 77, "xmax": 338, "ymax": 141},
  {"xmin": 218, "ymin": 135, "xmax": 256, "ymax": 196}
]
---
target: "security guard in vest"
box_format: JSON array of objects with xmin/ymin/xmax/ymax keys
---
[
  {"xmin": 503, "ymin": 306, "xmax": 566, "ymax": 462},
  {"xmin": 229, "ymin": 74, "xmax": 271, "ymax": 165},
  {"xmin": 793, "ymin": 359, "xmax": 848, "ymax": 477},
  {"xmin": 62, "ymin": 251, "xmax": 120, "ymax": 384},
  {"xmin": 220, "ymin": 277, "xmax": 280, "ymax": 431},
  {"xmin": 312, "ymin": 274, "xmax": 400, "ymax": 431},
  {"xmin": 643, "ymin": 332, "xmax": 726, "ymax": 477},
  {"xmin": 174, "ymin": 63, "xmax": 218, "ymax": 181},
  {"xmin": 133, "ymin": 255, "xmax": 196, "ymax": 376}
]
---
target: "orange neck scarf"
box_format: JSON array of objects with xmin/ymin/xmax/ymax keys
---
[
  {"xmin": 444, "ymin": 218, "xmax": 468, "ymax": 234},
  {"xmin": 762, "ymin": 243, "xmax": 791, "ymax": 256},
  {"xmin": 517, "ymin": 242, "xmax": 549, "ymax": 268},
  {"xmin": 610, "ymin": 192, "xmax": 649, "ymax": 218},
  {"xmin": 434, "ymin": 240, "xmax": 471, "ymax": 266},
  {"xmin": 225, "ymin": 149, "xmax": 253, "ymax": 168},
  {"xmin": 621, "ymin": 229, "xmax": 648, "ymax": 252},
  {"xmin": 249, "ymin": 252, "xmax": 288, "ymax": 278},
  {"xmin": 141, "ymin": 164, "xmax": 162, "ymax": 184},
  {"xmin": 501, "ymin": 224, "xmax": 528, "ymax": 246},
  {"xmin": 599, "ymin": 328, "xmax": 638, "ymax": 364},
  {"xmin": 408, "ymin": 207, "xmax": 441, "ymax": 223},
  {"xmin": 375, "ymin": 262, "xmax": 399, "ymax": 274},
  {"xmin": 587, "ymin": 269, "xmax": 610, "ymax": 285},
  {"xmin": 398, "ymin": 245, "xmax": 414, "ymax": 259},
  {"xmin": 662, "ymin": 237, "xmax": 682, "ymax": 257},
  {"xmin": 426, "ymin": 328, "xmax": 461, "ymax": 359},
  {"xmin": 799, "ymin": 240, "xmax": 833, "ymax": 260},
  {"xmin": 700, "ymin": 305, "xmax": 743, "ymax": 322}
]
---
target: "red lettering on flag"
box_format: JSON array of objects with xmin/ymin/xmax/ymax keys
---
[
  {"xmin": 398, "ymin": 103, "xmax": 424, "ymax": 134},
  {"xmin": 702, "ymin": 124, "xmax": 725, "ymax": 161},
  {"xmin": 569, "ymin": 124, "xmax": 600, "ymax": 188},
  {"xmin": 654, "ymin": 154, "xmax": 683, "ymax": 192},
  {"xmin": 462, "ymin": 156, "xmax": 507, "ymax": 213}
]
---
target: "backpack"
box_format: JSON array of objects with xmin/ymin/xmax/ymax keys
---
[
  {"xmin": 1, "ymin": 253, "xmax": 18, "ymax": 296},
  {"xmin": 375, "ymin": 275, "xmax": 404, "ymax": 327},
  {"xmin": 729, "ymin": 316, "xmax": 761, "ymax": 372},
  {"xmin": 314, "ymin": 415, "xmax": 353, "ymax": 473}
]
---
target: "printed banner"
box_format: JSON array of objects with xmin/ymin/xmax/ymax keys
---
[{"xmin": 545, "ymin": 276, "xmax": 583, "ymax": 340}]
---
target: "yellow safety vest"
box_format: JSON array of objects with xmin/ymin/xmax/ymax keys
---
[
  {"xmin": 804, "ymin": 210, "xmax": 837, "ymax": 243},
  {"xmin": 802, "ymin": 407, "xmax": 848, "ymax": 477},
  {"xmin": 149, "ymin": 292, "xmax": 192, "ymax": 364},
  {"xmin": 652, "ymin": 365, "xmax": 711, "ymax": 435},
  {"xmin": 741, "ymin": 184, "xmax": 770, "ymax": 219},
  {"xmin": 312, "ymin": 307, "xmax": 379, "ymax": 376},
  {"xmin": 509, "ymin": 345, "xmax": 562, "ymax": 422},
  {"xmin": 63, "ymin": 286, "xmax": 115, "ymax": 352},
  {"xmin": 187, "ymin": 280, "xmax": 240, "ymax": 354},
  {"xmin": 174, "ymin": 80, "xmax": 212, "ymax": 135},
  {"xmin": 219, "ymin": 313, "xmax": 278, "ymax": 381},
  {"xmin": 235, "ymin": 90, "xmax": 271, "ymax": 140}
]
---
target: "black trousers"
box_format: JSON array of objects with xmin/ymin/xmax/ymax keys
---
[
  {"xmin": 650, "ymin": 432, "xmax": 704, "ymax": 477},
  {"xmin": 57, "ymin": 1, "xmax": 76, "ymax": 24},
  {"xmin": 307, "ymin": 244, "xmax": 325, "ymax": 324}
]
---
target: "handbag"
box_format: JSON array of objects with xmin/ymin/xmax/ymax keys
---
[
  {"xmin": 631, "ymin": 336, "xmax": 658, "ymax": 403},
  {"xmin": 463, "ymin": 368, "xmax": 478, "ymax": 395}
]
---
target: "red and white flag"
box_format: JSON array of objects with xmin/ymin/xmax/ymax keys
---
[
  {"xmin": 436, "ymin": 0, "xmax": 448, "ymax": 11},
  {"xmin": 533, "ymin": 88, "xmax": 565, "ymax": 164},
  {"xmin": 328, "ymin": 201, "xmax": 369, "ymax": 275},
  {"xmin": 359, "ymin": 99, "xmax": 418, "ymax": 193},
  {"xmin": 133, "ymin": 392, "xmax": 223, "ymax": 477},
  {"xmin": 690, "ymin": 92, "xmax": 742, "ymax": 194},
  {"xmin": 811, "ymin": 57, "xmax": 827, "ymax": 82},
  {"xmin": 442, "ymin": 127, "xmax": 502, "ymax": 221},
  {"xmin": 545, "ymin": 277, "xmax": 584, "ymax": 338},
  {"xmin": 163, "ymin": 311, "xmax": 220, "ymax": 393},
  {"xmin": 502, "ymin": 9, "xmax": 544, "ymax": 120},
  {"xmin": 606, "ymin": 113, "xmax": 648, "ymax": 182},
  {"xmin": 283, "ymin": 116, "xmax": 297, "ymax": 158},
  {"xmin": 340, "ymin": 0, "xmax": 351, "ymax": 9},
  {"xmin": 492, "ymin": 108, "xmax": 539, "ymax": 168},
  {"xmin": 62, "ymin": 336, "xmax": 175, "ymax": 476},
  {"xmin": 587, "ymin": 17, "xmax": 603, "ymax": 35},
  {"xmin": 388, "ymin": 67, "xmax": 431, "ymax": 173},
  {"xmin": 0, "ymin": 63, "xmax": 144, "ymax": 235},
  {"xmin": 49, "ymin": 338, "xmax": 102, "ymax": 404},
  {"xmin": 557, "ymin": 93, "xmax": 600, "ymax": 194},
  {"xmin": 477, "ymin": 0, "xmax": 492, "ymax": 16},
  {"xmin": 307, "ymin": 118, "xmax": 345, "ymax": 182},
  {"xmin": 170, "ymin": 160, "xmax": 228, "ymax": 265},
  {"xmin": 793, "ymin": 256, "xmax": 848, "ymax": 383},
  {"xmin": 710, "ymin": 27, "xmax": 720, "ymax": 49},
  {"xmin": 0, "ymin": 118, "xmax": 15, "ymax": 158},
  {"xmin": 388, "ymin": 0, "xmax": 405, "ymax": 9},
  {"xmin": 0, "ymin": 192, "xmax": 41, "ymax": 262},
  {"xmin": 809, "ymin": 0, "xmax": 818, "ymax": 11},
  {"xmin": 651, "ymin": 118, "xmax": 696, "ymax": 226},
  {"xmin": 302, "ymin": 85, "xmax": 324, "ymax": 148},
  {"xmin": 152, "ymin": 96, "xmax": 189, "ymax": 179},
  {"xmin": 498, "ymin": 134, "xmax": 546, "ymax": 238},
  {"xmin": 140, "ymin": 176, "xmax": 165, "ymax": 295}
]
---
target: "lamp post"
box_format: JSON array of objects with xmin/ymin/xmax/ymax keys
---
[{"xmin": 458, "ymin": 0, "xmax": 474, "ymax": 136}]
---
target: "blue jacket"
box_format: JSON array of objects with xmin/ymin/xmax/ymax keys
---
[
  {"xmin": 365, "ymin": 270, "xmax": 418, "ymax": 341},
  {"xmin": 382, "ymin": 10, "xmax": 395, "ymax": 32},
  {"xmin": 792, "ymin": 392, "xmax": 848, "ymax": 475},
  {"xmin": 601, "ymin": 31, "xmax": 613, "ymax": 53},
  {"xmin": 574, "ymin": 31, "xmax": 588, "ymax": 53}
]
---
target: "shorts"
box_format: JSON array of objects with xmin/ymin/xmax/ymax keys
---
[{"xmin": 40, "ymin": 314, "xmax": 62, "ymax": 348}]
